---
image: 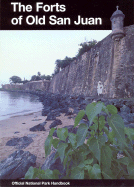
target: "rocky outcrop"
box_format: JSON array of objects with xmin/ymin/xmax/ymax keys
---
[
  {"xmin": 41, "ymin": 152, "xmax": 66, "ymax": 179},
  {"xmin": 0, "ymin": 150, "xmax": 36, "ymax": 179},
  {"xmin": 29, "ymin": 122, "xmax": 46, "ymax": 132},
  {"xmin": 46, "ymin": 111, "xmax": 61, "ymax": 121},
  {"xmin": 40, "ymin": 93, "xmax": 86, "ymax": 118},
  {"xmin": 6, "ymin": 136, "xmax": 33, "ymax": 149},
  {"xmin": 40, "ymin": 92, "xmax": 134, "ymax": 128},
  {"xmin": 50, "ymin": 119, "xmax": 62, "ymax": 128},
  {"xmin": 23, "ymin": 80, "xmax": 50, "ymax": 91}
]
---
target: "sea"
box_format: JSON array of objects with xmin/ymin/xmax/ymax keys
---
[{"xmin": 0, "ymin": 91, "xmax": 43, "ymax": 121}]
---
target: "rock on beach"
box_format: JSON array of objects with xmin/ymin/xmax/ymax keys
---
[{"xmin": 0, "ymin": 150, "xmax": 36, "ymax": 179}]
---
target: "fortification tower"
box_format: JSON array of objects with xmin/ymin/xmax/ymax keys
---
[{"xmin": 110, "ymin": 6, "xmax": 125, "ymax": 41}]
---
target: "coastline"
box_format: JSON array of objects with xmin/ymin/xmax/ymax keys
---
[
  {"xmin": 1, "ymin": 90, "xmax": 134, "ymax": 170},
  {"xmin": 0, "ymin": 90, "xmax": 43, "ymax": 121},
  {"xmin": 0, "ymin": 110, "xmax": 75, "ymax": 168}
]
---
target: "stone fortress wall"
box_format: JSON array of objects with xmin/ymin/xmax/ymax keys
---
[
  {"xmin": 2, "ymin": 80, "xmax": 50, "ymax": 92},
  {"xmin": 49, "ymin": 24, "xmax": 134, "ymax": 98},
  {"xmin": 2, "ymin": 7, "xmax": 134, "ymax": 98},
  {"xmin": 48, "ymin": 7, "xmax": 134, "ymax": 98}
]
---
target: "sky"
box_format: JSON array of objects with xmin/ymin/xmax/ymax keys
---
[{"xmin": 0, "ymin": 30, "xmax": 111, "ymax": 86}]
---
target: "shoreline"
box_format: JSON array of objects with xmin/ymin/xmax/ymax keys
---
[
  {"xmin": 0, "ymin": 110, "xmax": 43, "ymax": 121},
  {"xmin": 0, "ymin": 90, "xmax": 43, "ymax": 121},
  {"xmin": 1, "ymin": 90, "xmax": 134, "ymax": 169},
  {"xmin": 1, "ymin": 88, "xmax": 134, "ymax": 100},
  {"xmin": 0, "ymin": 110, "xmax": 75, "ymax": 168}
]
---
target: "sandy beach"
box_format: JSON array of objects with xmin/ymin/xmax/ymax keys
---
[{"xmin": 0, "ymin": 111, "xmax": 75, "ymax": 168}]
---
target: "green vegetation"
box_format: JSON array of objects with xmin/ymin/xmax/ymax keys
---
[
  {"xmin": 9, "ymin": 76, "xmax": 22, "ymax": 84},
  {"xmin": 9, "ymin": 72, "xmax": 52, "ymax": 85},
  {"xmin": 21, "ymin": 79, "xmax": 29, "ymax": 84},
  {"xmin": 76, "ymin": 39, "xmax": 97, "ymax": 58},
  {"xmin": 42, "ymin": 75, "xmax": 52, "ymax": 81},
  {"xmin": 30, "ymin": 75, "xmax": 41, "ymax": 81},
  {"xmin": 52, "ymin": 39, "xmax": 97, "ymax": 76},
  {"xmin": 25, "ymin": 102, "xmax": 134, "ymax": 179},
  {"xmin": 30, "ymin": 73, "xmax": 52, "ymax": 81},
  {"xmin": 53, "ymin": 56, "xmax": 76, "ymax": 76}
]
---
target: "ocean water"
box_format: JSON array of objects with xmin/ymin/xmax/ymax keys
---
[{"xmin": 0, "ymin": 91, "xmax": 43, "ymax": 120}]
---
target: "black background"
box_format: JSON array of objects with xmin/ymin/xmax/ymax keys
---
[
  {"xmin": 1, "ymin": 179, "xmax": 134, "ymax": 186},
  {"xmin": 0, "ymin": 0, "xmax": 134, "ymax": 30}
]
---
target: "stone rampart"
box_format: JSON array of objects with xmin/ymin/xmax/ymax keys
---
[
  {"xmin": 49, "ymin": 25, "xmax": 134, "ymax": 98},
  {"xmin": 2, "ymin": 84, "xmax": 23, "ymax": 90},
  {"xmin": 22, "ymin": 80, "xmax": 50, "ymax": 91},
  {"xmin": 2, "ymin": 80, "xmax": 50, "ymax": 92},
  {"xmin": 2, "ymin": 25, "xmax": 134, "ymax": 98}
]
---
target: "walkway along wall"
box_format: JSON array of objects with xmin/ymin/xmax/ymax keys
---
[{"xmin": 49, "ymin": 25, "xmax": 134, "ymax": 98}]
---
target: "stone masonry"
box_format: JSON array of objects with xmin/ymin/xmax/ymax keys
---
[
  {"xmin": 49, "ymin": 24, "xmax": 134, "ymax": 98},
  {"xmin": 2, "ymin": 8, "xmax": 134, "ymax": 98}
]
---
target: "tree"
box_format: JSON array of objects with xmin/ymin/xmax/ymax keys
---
[
  {"xmin": 31, "ymin": 75, "xmax": 41, "ymax": 81},
  {"xmin": 9, "ymin": 76, "xmax": 22, "ymax": 84},
  {"xmin": 55, "ymin": 59, "xmax": 62, "ymax": 70},
  {"xmin": 36, "ymin": 76, "xmax": 41, "ymax": 81},
  {"xmin": 45, "ymin": 75, "xmax": 52, "ymax": 80},
  {"xmin": 41, "ymin": 74, "xmax": 46, "ymax": 80},
  {"xmin": 55, "ymin": 56, "xmax": 76, "ymax": 72},
  {"xmin": 76, "ymin": 39, "xmax": 97, "ymax": 57},
  {"xmin": 30, "ymin": 75, "xmax": 37, "ymax": 81},
  {"xmin": 41, "ymin": 74, "xmax": 52, "ymax": 80},
  {"xmin": 60, "ymin": 56, "xmax": 75, "ymax": 69},
  {"xmin": 22, "ymin": 80, "xmax": 29, "ymax": 84},
  {"xmin": 37, "ymin": 72, "xmax": 41, "ymax": 77}
]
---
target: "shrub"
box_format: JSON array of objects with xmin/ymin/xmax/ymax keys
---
[
  {"xmin": 25, "ymin": 101, "xmax": 134, "ymax": 179},
  {"xmin": 9, "ymin": 76, "xmax": 22, "ymax": 84},
  {"xmin": 76, "ymin": 40, "xmax": 97, "ymax": 57}
]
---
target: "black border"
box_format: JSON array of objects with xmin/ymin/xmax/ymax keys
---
[
  {"xmin": 1, "ymin": 179, "xmax": 134, "ymax": 187},
  {"xmin": 0, "ymin": 0, "xmax": 134, "ymax": 30}
]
